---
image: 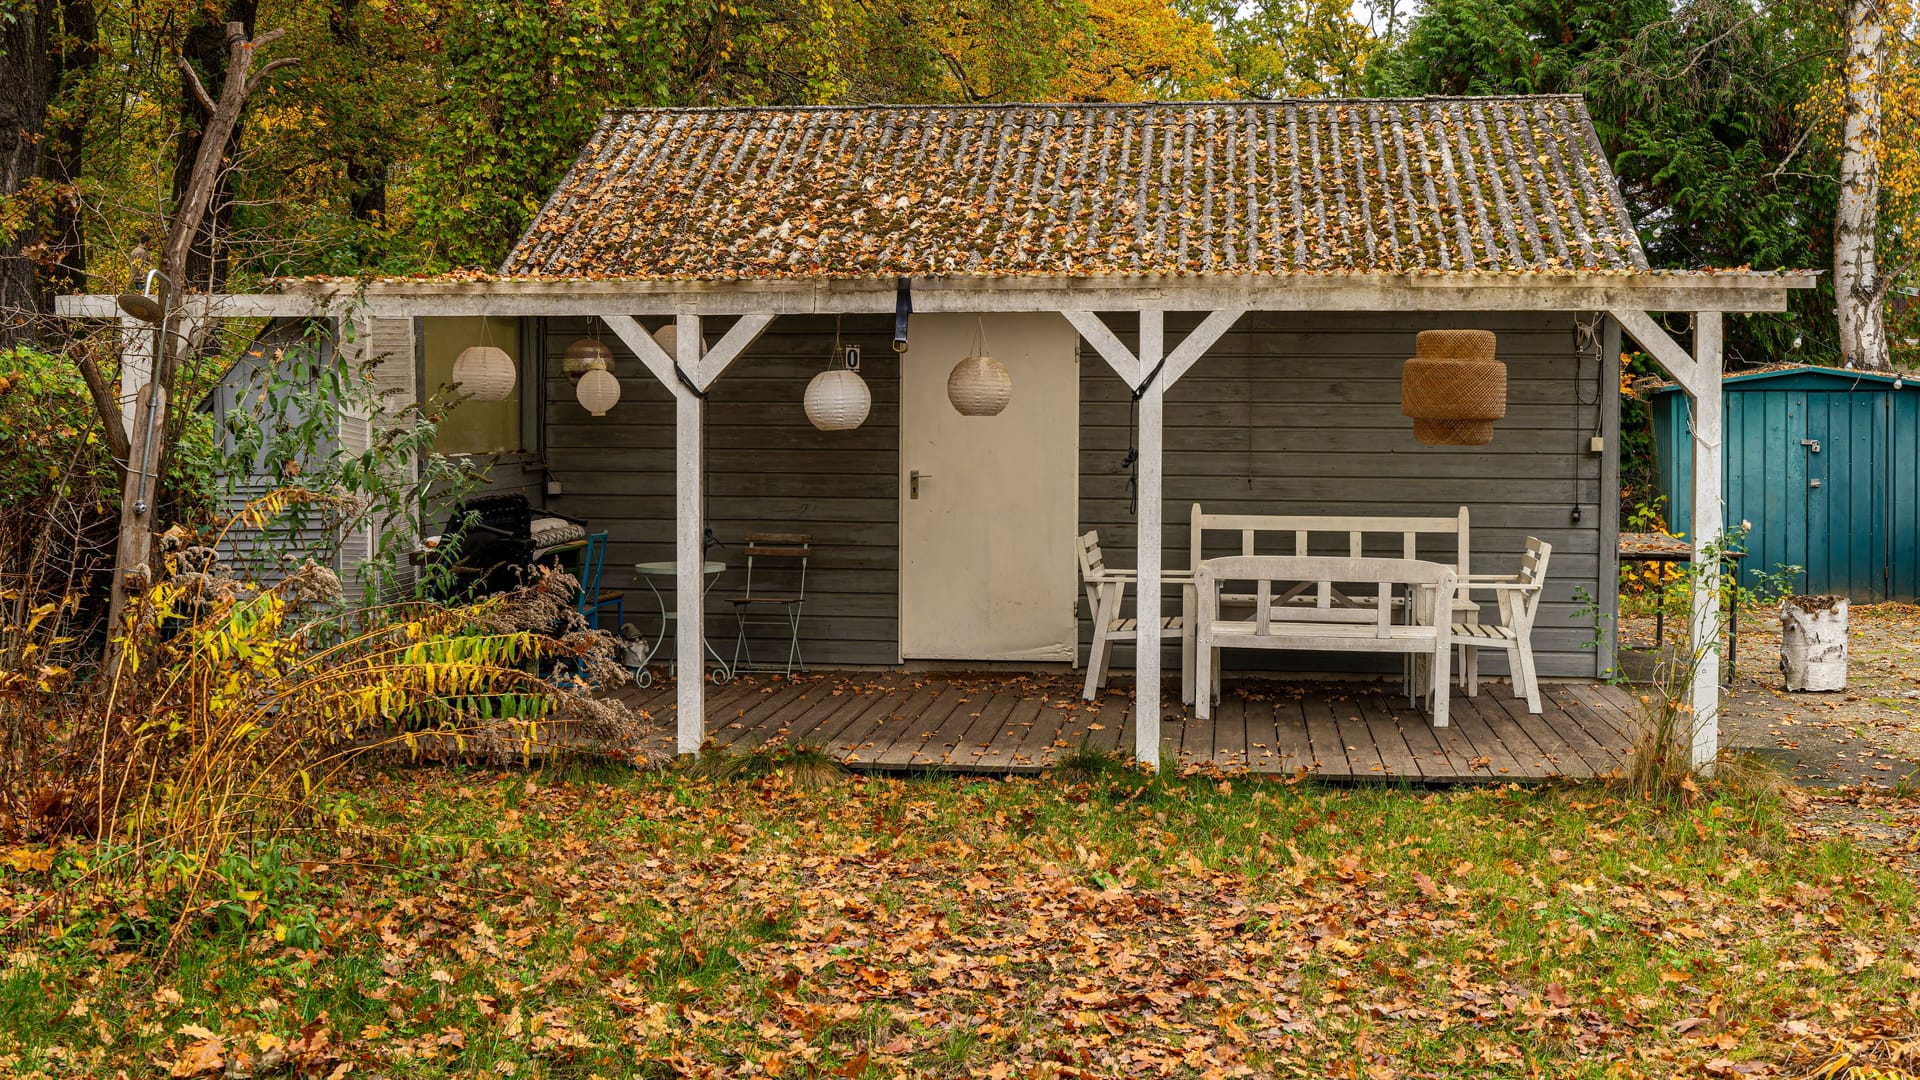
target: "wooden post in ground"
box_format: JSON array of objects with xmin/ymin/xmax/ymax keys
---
[
  {"xmin": 1608, "ymin": 306, "xmax": 1725, "ymax": 772},
  {"xmin": 603, "ymin": 312, "xmax": 773, "ymax": 755},
  {"xmin": 1685, "ymin": 312, "xmax": 1724, "ymax": 771}
]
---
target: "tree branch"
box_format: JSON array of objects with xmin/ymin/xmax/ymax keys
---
[
  {"xmin": 73, "ymin": 348, "xmax": 132, "ymax": 467},
  {"xmin": 245, "ymin": 56, "xmax": 300, "ymax": 96},
  {"xmin": 176, "ymin": 55, "xmax": 216, "ymax": 114}
]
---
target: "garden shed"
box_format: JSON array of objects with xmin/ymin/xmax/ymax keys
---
[
  {"xmin": 1651, "ymin": 366, "xmax": 1920, "ymax": 601},
  {"xmin": 61, "ymin": 97, "xmax": 1817, "ymax": 773}
]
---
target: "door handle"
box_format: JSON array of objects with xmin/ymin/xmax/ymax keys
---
[{"xmin": 911, "ymin": 470, "xmax": 929, "ymax": 499}]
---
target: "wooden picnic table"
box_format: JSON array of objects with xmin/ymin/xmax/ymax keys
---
[{"xmin": 1618, "ymin": 532, "xmax": 1746, "ymax": 682}]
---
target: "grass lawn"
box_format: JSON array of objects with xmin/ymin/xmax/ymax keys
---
[{"xmin": 1, "ymin": 756, "xmax": 1915, "ymax": 1078}]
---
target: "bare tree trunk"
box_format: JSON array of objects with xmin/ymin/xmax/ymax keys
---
[
  {"xmin": 174, "ymin": 1, "xmax": 258, "ymax": 295},
  {"xmin": 1, "ymin": 1, "xmax": 59, "ymax": 345},
  {"xmin": 103, "ymin": 21, "xmax": 294, "ymax": 649},
  {"xmin": 1837, "ymin": 0, "xmax": 1891, "ymax": 370}
]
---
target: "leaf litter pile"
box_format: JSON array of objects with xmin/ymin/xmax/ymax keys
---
[{"xmin": 1, "ymin": 762, "xmax": 1916, "ymax": 1078}]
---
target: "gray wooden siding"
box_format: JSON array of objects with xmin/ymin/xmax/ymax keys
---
[
  {"xmin": 536, "ymin": 311, "xmax": 1617, "ymax": 677},
  {"xmin": 1079, "ymin": 311, "xmax": 1617, "ymax": 679},
  {"xmin": 538, "ymin": 316, "xmax": 900, "ymax": 666}
]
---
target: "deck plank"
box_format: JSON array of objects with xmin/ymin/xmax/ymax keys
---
[
  {"xmin": 871, "ymin": 679, "xmax": 977, "ymax": 767},
  {"xmin": 966, "ymin": 698, "xmax": 1049, "ymax": 772},
  {"xmin": 1496, "ymin": 687, "xmax": 1621, "ymax": 776},
  {"xmin": 791, "ymin": 673, "xmax": 908, "ymax": 750},
  {"xmin": 1560, "ymin": 682, "xmax": 1640, "ymax": 749},
  {"xmin": 928, "ymin": 689, "xmax": 1023, "ymax": 769},
  {"xmin": 1299, "ymin": 694, "xmax": 1352, "ymax": 775},
  {"xmin": 836, "ymin": 675, "xmax": 943, "ymax": 764},
  {"xmin": 620, "ymin": 671, "xmax": 1637, "ymax": 781},
  {"xmin": 1211, "ymin": 696, "xmax": 1252, "ymax": 770},
  {"xmin": 1350, "ymin": 687, "xmax": 1424, "ymax": 781},
  {"xmin": 1328, "ymin": 686, "xmax": 1396, "ymax": 780},
  {"xmin": 1438, "ymin": 695, "xmax": 1540, "ymax": 778}
]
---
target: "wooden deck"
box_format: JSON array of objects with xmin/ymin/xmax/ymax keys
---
[{"xmin": 614, "ymin": 672, "xmax": 1637, "ymax": 782}]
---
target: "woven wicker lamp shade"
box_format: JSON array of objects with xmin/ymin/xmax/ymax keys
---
[
  {"xmin": 804, "ymin": 369, "xmax": 871, "ymax": 431},
  {"xmin": 576, "ymin": 366, "xmax": 622, "ymax": 416},
  {"xmin": 948, "ymin": 353, "xmax": 1012, "ymax": 416},
  {"xmin": 561, "ymin": 337, "xmax": 615, "ymax": 383},
  {"xmin": 452, "ymin": 345, "xmax": 516, "ymax": 401},
  {"xmin": 1400, "ymin": 330, "xmax": 1506, "ymax": 445}
]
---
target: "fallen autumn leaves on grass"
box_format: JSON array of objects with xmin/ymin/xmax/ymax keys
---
[{"xmin": 1, "ymin": 761, "xmax": 1916, "ymax": 1078}]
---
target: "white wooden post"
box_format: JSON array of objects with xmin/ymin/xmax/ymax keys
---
[
  {"xmin": 1686, "ymin": 312, "xmax": 1724, "ymax": 771},
  {"xmin": 1609, "ymin": 307, "xmax": 1726, "ymax": 772},
  {"xmin": 119, "ymin": 314, "xmax": 152, "ymax": 437},
  {"xmin": 673, "ymin": 315, "xmax": 706, "ymax": 754},
  {"xmin": 601, "ymin": 312, "xmax": 774, "ymax": 756},
  {"xmin": 1061, "ymin": 308, "xmax": 1242, "ymax": 770},
  {"xmin": 1135, "ymin": 311, "xmax": 1165, "ymax": 769}
]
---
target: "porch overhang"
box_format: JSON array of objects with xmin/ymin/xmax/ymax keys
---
[
  {"xmin": 56, "ymin": 268, "xmax": 1815, "ymax": 321},
  {"xmin": 54, "ymin": 265, "xmax": 1816, "ymax": 776}
]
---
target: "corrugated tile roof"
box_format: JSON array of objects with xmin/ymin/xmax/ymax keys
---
[{"xmin": 502, "ymin": 98, "xmax": 1650, "ymax": 280}]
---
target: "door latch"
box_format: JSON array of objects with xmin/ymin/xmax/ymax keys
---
[
  {"xmin": 910, "ymin": 470, "xmax": 928, "ymax": 499},
  {"xmin": 1800, "ymin": 438, "xmax": 1821, "ymax": 454}
]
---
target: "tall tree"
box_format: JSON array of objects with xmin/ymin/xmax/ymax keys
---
[
  {"xmin": 1369, "ymin": 0, "xmax": 1842, "ymax": 367},
  {"xmin": 0, "ymin": 0, "xmax": 98, "ymax": 344}
]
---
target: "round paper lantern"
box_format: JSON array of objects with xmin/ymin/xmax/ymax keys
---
[
  {"xmin": 561, "ymin": 337, "xmax": 615, "ymax": 383},
  {"xmin": 1400, "ymin": 330, "xmax": 1505, "ymax": 445},
  {"xmin": 947, "ymin": 352, "xmax": 1012, "ymax": 417},
  {"xmin": 804, "ymin": 369, "xmax": 871, "ymax": 431},
  {"xmin": 452, "ymin": 345, "xmax": 516, "ymax": 401},
  {"xmin": 576, "ymin": 366, "xmax": 622, "ymax": 416}
]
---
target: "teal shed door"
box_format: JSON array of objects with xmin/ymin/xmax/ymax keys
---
[
  {"xmin": 1724, "ymin": 389, "xmax": 1812, "ymax": 596},
  {"xmin": 1798, "ymin": 392, "xmax": 1889, "ymax": 599}
]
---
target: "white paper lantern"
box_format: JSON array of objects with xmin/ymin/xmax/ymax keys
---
[
  {"xmin": 562, "ymin": 337, "xmax": 615, "ymax": 383},
  {"xmin": 576, "ymin": 366, "xmax": 622, "ymax": 416},
  {"xmin": 804, "ymin": 369, "xmax": 871, "ymax": 431},
  {"xmin": 947, "ymin": 353, "xmax": 1012, "ymax": 416},
  {"xmin": 452, "ymin": 345, "xmax": 516, "ymax": 401}
]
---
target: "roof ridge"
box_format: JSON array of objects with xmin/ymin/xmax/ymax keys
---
[{"xmin": 601, "ymin": 96, "xmax": 1591, "ymax": 116}]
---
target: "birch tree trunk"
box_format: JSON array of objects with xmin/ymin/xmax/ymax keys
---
[{"xmin": 1837, "ymin": 0, "xmax": 1891, "ymax": 370}]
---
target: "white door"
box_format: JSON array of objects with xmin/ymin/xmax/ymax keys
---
[{"xmin": 900, "ymin": 313, "xmax": 1080, "ymax": 661}]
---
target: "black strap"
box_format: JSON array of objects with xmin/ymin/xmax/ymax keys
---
[
  {"xmin": 674, "ymin": 363, "xmax": 709, "ymax": 400},
  {"xmin": 893, "ymin": 277, "xmax": 913, "ymax": 351},
  {"xmin": 1122, "ymin": 356, "xmax": 1171, "ymax": 515}
]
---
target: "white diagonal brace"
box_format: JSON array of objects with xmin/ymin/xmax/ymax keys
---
[
  {"xmin": 692, "ymin": 313, "xmax": 775, "ymax": 390},
  {"xmin": 1160, "ymin": 308, "xmax": 1245, "ymax": 385},
  {"xmin": 1062, "ymin": 310, "xmax": 1141, "ymax": 387},
  {"xmin": 601, "ymin": 314, "xmax": 677, "ymax": 390},
  {"xmin": 1609, "ymin": 308, "xmax": 1698, "ymax": 390}
]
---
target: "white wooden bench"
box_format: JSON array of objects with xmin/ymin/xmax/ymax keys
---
[
  {"xmin": 1193, "ymin": 556, "xmax": 1458, "ymax": 725},
  {"xmin": 1181, "ymin": 506, "xmax": 1472, "ymax": 704}
]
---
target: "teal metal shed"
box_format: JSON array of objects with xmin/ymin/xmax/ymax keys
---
[{"xmin": 1651, "ymin": 366, "xmax": 1920, "ymax": 601}]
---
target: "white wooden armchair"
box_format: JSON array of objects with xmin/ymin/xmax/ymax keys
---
[
  {"xmin": 1076, "ymin": 530, "xmax": 1187, "ymax": 701},
  {"xmin": 1449, "ymin": 536, "xmax": 1553, "ymax": 712}
]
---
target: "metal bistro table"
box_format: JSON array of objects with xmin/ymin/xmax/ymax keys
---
[
  {"xmin": 1618, "ymin": 532, "xmax": 1747, "ymax": 683},
  {"xmin": 631, "ymin": 561, "xmax": 731, "ymax": 687}
]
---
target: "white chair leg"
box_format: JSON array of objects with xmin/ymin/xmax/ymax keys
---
[
  {"xmin": 1180, "ymin": 586, "xmax": 1196, "ymax": 705},
  {"xmin": 1083, "ymin": 626, "xmax": 1109, "ymax": 701},
  {"xmin": 1463, "ymin": 644, "xmax": 1480, "ymax": 696},
  {"xmin": 1516, "ymin": 638, "xmax": 1543, "ymax": 714},
  {"xmin": 1195, "ymin": 635, "xmax": 1213, "ymax": 720},
  {"xmin": 1431, "ymin": 638, "xmax": 1451, "ymax": 728}
]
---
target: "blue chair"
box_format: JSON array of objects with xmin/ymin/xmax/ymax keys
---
[{"xmin": 576, "ymin": 532, "xmax": 624, "ymax": 631}]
